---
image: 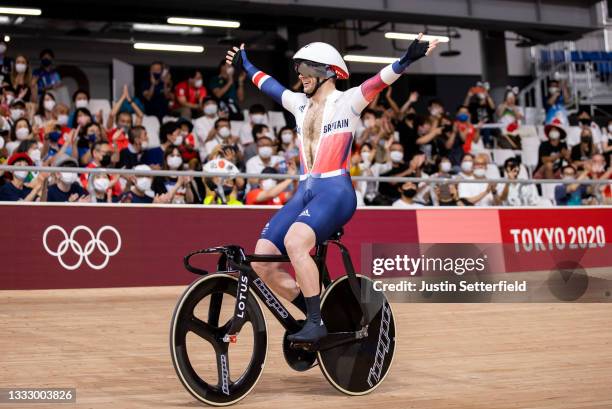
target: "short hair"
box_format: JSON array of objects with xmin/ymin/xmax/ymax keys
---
[
  {"xmin": 214, "ymin": 118, "xmax": 230, "ymax": 129},
  {"xmin": 72, "ymin": 88, "xmax": 89, "ymax": 102},
  {"xmin": 189, "ymin": 69, "xmax": 201, "ymax": 79},
  {"xmin": 561, "ymin": 164, "xmax": 576, "ymax": 174},
  {"xmin": 91, "ymin": 140, "xmax": 109, "ymax": 155},
  {"xmin": 249, "ymin": 104, "xmax": 266, "ymax": 114},
  {"xmin": 159, "ymin": 122, "xmax": 178, "ymax": 143},
  {"xmin": 39, "ymin": 48, "xmax": 55, "ymax": 59},
  {"xmin": 361, "ymin": 108, "xmax": 376, "ymax": 119},
  {"xmin": 115, "ymin": 111, "xmax": 132, "ymax": 123},
  {"xmin": 128, "ymin": 126, "xmax": 146, "ymax": 144},
  {"xmin": 252, "ymin": 124, "xmax": 268, "ymax": 140},
  {"xmin": 427, "ymin": 98, "xmax": 443, "ymax": 108}
]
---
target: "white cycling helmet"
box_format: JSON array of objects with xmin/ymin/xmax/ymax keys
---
[{"xmin": 293, "ymin": 42, "xmax": 349, "ymax": 80}]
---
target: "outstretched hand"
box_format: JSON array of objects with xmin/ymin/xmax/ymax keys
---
[
  {"xmin": 225, "ymin": 43, "xmax": 245, "ymax": 67},
  {"xmin": 402, "ymin": 33, "xmax": 439, "ymax": 65}
]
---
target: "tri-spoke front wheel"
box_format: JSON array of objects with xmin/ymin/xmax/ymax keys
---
[{"xmin": 170, "ymin": 274, "xmax": 268, "ymax": 406}]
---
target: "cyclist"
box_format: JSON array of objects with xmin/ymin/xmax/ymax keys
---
[{"xmin": 225, "ymin": 34, "xmax": 438, "ymax": 343}]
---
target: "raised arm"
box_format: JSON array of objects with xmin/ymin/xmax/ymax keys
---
[
  {"xmin": 354, "ymin": 34, "xmax": 438, "ymax": 113},
  {"xmin": 225, "ymin": 44, "xmax": 299, "ymax": 113}
]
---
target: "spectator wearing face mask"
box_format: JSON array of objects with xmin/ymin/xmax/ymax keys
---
[
  {"xmin": 204, "ymin": 118, "xmax": 234, "ymax": 160},
  {"xmin": 496, "ymin": 87, "xmax": 523, "ymax": 124},
  {"xmin": 118, "ymin": 125, "xmax": 149, "ymax": 169},
  {"xmin": 142, "ymin": 61, "xmax": 173, "ymax": 121},
  {"xmin": 246, "ymin": 135, "xmax": 282, "ymax": 187},
  {"xmin": 45, "ymin": 154, "xmax": 89, "ymax": 202},
  {"xmin": 16, "ymin": 139, "xmax": 42, "ymax": 168},
  {"xmin": 239, "ymin": 104, "xmax": 268, "ymax": 148},
  {"xmin": 8, "ymin": 99, "xmax": 28, "ymax": 128},
  {"xmin": 175, "ymin": 118, "xmax": 198, "ymax": 164},
  {"xmin": 106, "ymin": 85, "xmax": 143, "ymax": 149},
  {"xmin": 427, "ymin": 99, "xmax": 445, "ymax": 121},
  {"xmin": 354, "ymin": 141, "xmax": 393, "ymax": 205},
  {"xmin": 34, "ymin": 91, "xmax": 58, "ymax": 129},
  {"xmin": 498, "ymin": 157, "xmax": 546, "ymax": 206},
  {"xmin": 378, "ymin": 143, "xmax": 415, "ymax": 203},
  {"xmin": 246, "ymin": 165, "xmax": 296, "ymax": 205},
  {"xmin": 81, "ymin": 140, "xmax": 116, "ymax": 189},
  {"xmin": 602, "ymin": 119, "xmax": 612, "ymax": 167},
  {"xmin": 145, "ymin": 121, "xmax": 181, "ymax": 167},
  {"xmin": 431, "ymin": 157, "xmax": 459, "ymax": 206},
  {"xmin": 6, "ymin": 118, "xmax": 34, "ymax": 156},
  {"xmin": 152, "ymin": 146, "xmax": 194, "ymax": 204},
  {"xmin": 587, "ymin": 154, "xmax": 612, "ymax": 204},
  {"xmin": 210, "ymin": 59, "xmax": 246, "ymax": 120},
  {"xmin": 534, "ymin": 120, "xmax": 569, "ymax": 179},
  {"xmin": 10, "ymin": 54, "xmax": 37, "ymax": 103},
  {"xmin": 69, "ymin": 89, "xmax": 99, "ymax": 127},
  {"xmin": 465, "ymin": 83, "xmax": 496, "ymax": 149},
  {"xmin": 454, "ymin": 105, "xmax": 483, "ymax": 154},
  {"xmin": 414, "ymin": 116, "xmax": 444, "ymax": 161},
  {"xmin": 571, "ymin": 129, "xmax": 595, "ymax": 170},
  {"xmin": 87, "ymin": 172, "xmax": 116, "ymax": 203},
  {"xmin": 1, "ymin": 86, "xmax": 17, "ymax": 118},
  {"xmin": 458, "ymin": 153, "xmax": 499, "ymax": 206},
  {"xmin": 392, "ymin": 181, "xmax": 423, "ymax": 208},
  {"xmin": 193, "ymin": 97, "xmax": 219, "ymax": 150},
  {"xmin": 70, "ymin": 108, "xmax": 96, "ymax": 162},
  {"xmin": 120, "ymin": 164, "xmax": 171, "ymax": 204},
  {"xmin": 0, "ymin": 153, "xmax": 46, "ymax": 201},
  {"xmin": 172, "ymin": 69, "xmax": 207, "ymax": 120},
  {"xmin": 544, "ymin": 79, "xmax": 570, "ymax": 125},
  {"xmin": 575, "ymin": 110, "xmax": 602, "ymax": 151},
  {"xmin": 277, "ymin": 126, "xmax": 297, "ymax": 158},
  {"xmin": 555, "ymin": 165, "xmax": 591, "ymax": 206},
  {"xmin": 33, "ymin": 49, "xmax": 62, "ymax": 96},
  {"xmin": 355, "ymin": 109, "xmax": 378, "ymax": 146}
]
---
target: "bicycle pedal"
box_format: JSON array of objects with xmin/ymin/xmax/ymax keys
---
[{"xmin": 290, "ymin": 341, "xmax": 317, "ymax": 352}]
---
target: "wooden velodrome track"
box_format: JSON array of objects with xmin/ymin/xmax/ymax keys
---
[{"xmin": 1, "ymin": 286, "xmax": 611, "ymax": 409}]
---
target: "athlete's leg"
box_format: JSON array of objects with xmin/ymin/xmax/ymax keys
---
[
  {"xmin": 251, "ymin": 238, "xmax": 300, "ymax": 302},
  {"xmin": 283, "ymin": 222, "xmax": 318, "ymax": 297}
]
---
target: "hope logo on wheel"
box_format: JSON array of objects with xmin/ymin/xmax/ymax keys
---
[{"xmin": 42, "ymin": 225, "xmax": 122, "ymax": 270}]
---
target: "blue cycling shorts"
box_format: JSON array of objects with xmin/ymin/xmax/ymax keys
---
[{"xmin": 260, "ymin": 174, "xmax": 357, "ymax": 254}]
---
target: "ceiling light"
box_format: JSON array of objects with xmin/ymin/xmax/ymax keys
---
[
  {"xmin": 344, "ymin": 54, "xmax": 397, "ymax": 64},
  {"xmin": 3, "ymin": 35, "xmax": 9, "ymax": 42},
  {"xmin": 385, "ymin": 32, "xmax": 449, "ymax": 43},
  {"xmin": 0, "ymin": 6, "xmax": 41, "ymax": 16},
  {"xmin": 133, "ymin": 42, "xmax": 204, "ymax": 53},
  {"xmin": 132, "ymin": 23, "xmax": 203, "ymax": 34},
  {"xmin": 167, "ymin": 17, "xmax": 240, "ymax": 28},
  {"xmin": 0, "ymin": 16, "xmax": 10, "ymax": 24}
]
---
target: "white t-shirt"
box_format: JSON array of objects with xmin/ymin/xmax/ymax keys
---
[
  {"xmin": 245, "ymin": 154, "xmax": 282, "ymax": 175},
  {"xmin": 458, "ymin": 175, "xmax": 495, "ymax": 206},
  {"xmin": 193, "ymin": 114, "xmax": 218, "ymax": 149},
  {"xmin": 392, "ymin": 199, "xmax": 423, "ymax": 208}
]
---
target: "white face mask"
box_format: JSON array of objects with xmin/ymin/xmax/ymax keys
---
[
  {"xmin": 167, "ymin": 155, "xmax": 183, "ymax": 170},
  {"xmin": 14, "ymin": 170, "xmax": 28, "ymax": 180},
  {"xmin": 218, "ymin": 127, "xmax": 231, "ymax": 139},
  {"xmin": 75, "ymin": 99, "xmax": 88, "ymax": 109},
  {"xmin": 259, "ymin": 146, "xmax": 273, "ymax": 159},
  {"xmin": 93, "ymin": 177, "xmax": 110, "ymax": 192},
  {"xmin": 173, "ymin": 135, "xmax": 184, "ymax": 146},
  {"xmin": 389, "ymin": 150, "xmax": 403, "ymax": 163},
  {"xmin": 28, "ymin": 149, "xmax": 41, "ymax": 163},
  {"xmin": 15, "ymin": 63, "xmax": 27, "ymax": 74},
  {"xmin": 440, "ymin": 161, "xmax": 452, "ymax": 173},
  {"xmin": 136, "ymin": 177, "xmax": 152, "ymax": 192},
  {"xmin": 11, "ymin": 109, "xmax": 24, "ymax": 121},
  {"xmin": 57, "ymin": 114, "xmax": 69, "ymax": 126},
  {"xmin": 548, "ymin": 87, "xmax": 560, "ymax": 95},
  {"xmin": 473, "ymin": 167, "xmax": 486, "ymax": 177},
  {"xmin": 44, "ymin": 99, "xmax": 56, "ymax": 111},
  {"xmin": 261, "ymin": 178, "xmax": 277, "ymax": 191},
  {"xmin": 429, "ymin": 107, "xmax": 442, "ymax": 116},
  {"xmin": 0, "ymin": 135, "xmax": 4, "ymax": 149},
  {"xmin": 60, "ymin": 172, "xmax": 78, "ymax": 184},
  {"xmin": 281, "ymin": 132, "xmax": 293, "ymax": 144},
  {"xmin": 548, "ymin": 130, "xmax": 560, "ymax": 140},
  {"xmin": 16, "ymin": 127, "xmax": 30, "ymax": 141},
  {"xmin": 194, "ymin": 79, "xmax": 203, "ymax": 88},
  {"xmin": 251, "ymin": 114, "xmax": 265, "ymax": 125},
  {"xmin": 360, "ymin": 151, "xmax": 371, "ymax": 163},
  {"xmin": 363, "ymin": 118, "xmax": 375, "ymax": 128},
  {"xmin": 5, "ymin": 94, "xmax": 14, "ymax": 105},
  {"xmin": 140, "ymin": 141, "xmax": 149, "ymax": 150},
  {"xmin": 461, "ymin": 161, "xmax": 473, "ymax": 172},
  {"xmin": 204, "ymin": 104, "xmax": 218, "ymax": 116}
]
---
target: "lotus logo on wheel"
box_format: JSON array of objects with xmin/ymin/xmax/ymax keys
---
[{"xmin": 42, "ymin": 225, "xmax": 122, "ymax": 270}]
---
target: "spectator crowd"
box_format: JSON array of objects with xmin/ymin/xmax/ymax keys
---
[{"xmin": 0, "ymin": 43, "xmax": 611, "ymax": 207}]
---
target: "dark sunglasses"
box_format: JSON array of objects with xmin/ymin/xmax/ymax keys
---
[{"xmin": 294, "ymin": 60, "xmax": 330, "ymax": 78}]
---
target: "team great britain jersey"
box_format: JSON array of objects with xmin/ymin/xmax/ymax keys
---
[{"xmin": 242, "ymin": 50, "xmax": 407, "ymax": 179}]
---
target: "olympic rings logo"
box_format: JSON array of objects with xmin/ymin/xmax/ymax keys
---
[{"xmin": 42, "ymin": 225, "xmax": 122, "ymax": 270}]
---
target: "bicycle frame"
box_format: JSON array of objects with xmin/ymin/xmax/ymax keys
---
[{"xmin": 183, "ymin": 239, "xmax": 370, "ymax": 351}]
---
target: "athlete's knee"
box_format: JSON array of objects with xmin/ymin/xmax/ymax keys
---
[
  {"xmin": 251, "ymin": 260, "xmax": 275, "ymax": 278},
  {"xmin": 284, "ymin": 225, "xmax": 315, "ymax": 261}
]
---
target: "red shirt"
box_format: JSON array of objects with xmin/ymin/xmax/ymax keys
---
[
  {"xmin": 106, "ymin": 128, "xmax": 129, "ymax": 152},
  {"xmin": 173, "ymin": 81, "xmax": 207, "ymax": 109},
  {"xmin": 81, "ymin": 162, "xmax": 123, "ymax": 196},
  {"xmin": 246, "ymin": 189, "xmax": 289, "ymax": 205}
]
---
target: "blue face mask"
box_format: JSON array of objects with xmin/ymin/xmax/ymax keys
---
[
  {"xmin": 88, "ymin": 133, "xmax": 97, "ymax": 143},
  {"xmin": 456, "ymin": 113, "xmax": 469, "ymax": 122}
]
